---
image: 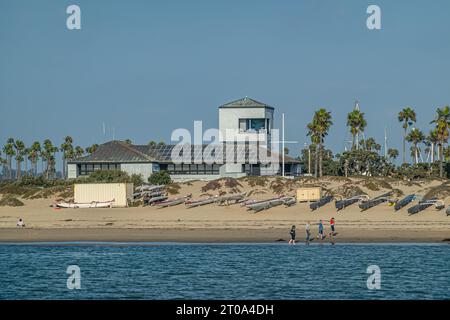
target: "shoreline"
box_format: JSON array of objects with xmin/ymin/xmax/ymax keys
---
[{"xmin": 0, "ymin": 228, "xmax": 449, "ymax": 243}]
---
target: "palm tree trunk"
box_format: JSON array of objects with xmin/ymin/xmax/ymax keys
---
[
  {"xmin": 440, "ymin": 142, "xmax": 444, "ymax": 178},
  {"xmin": 17, "ymin": 161, "xmax": 21, "ymax": 180},
  {"xmin": 403, "ymin": 128, "xmax": 406, "ymax": 164},
  {"xmin": 314, "ymin": 145, "xmax": 319, "ymax": 178},
  {"xmin": 415, "ymin": 143, "xmax": 418, "ymax": 164},
  {"xmin": 319, "ymin": 143, "xmax": 323, "ymax": 178},
  {"xmin": 8, "ymin": 157, "xmax": 12, "ymax": 180}
]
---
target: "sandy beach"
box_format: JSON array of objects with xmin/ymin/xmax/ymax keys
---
[{"xmin": 1, "ymin": 177, "xmax": 449, "ymax": 243}]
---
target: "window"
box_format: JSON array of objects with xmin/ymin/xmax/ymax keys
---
[
  {"xmin": 238, "ymin": 118, "xmax": 267, "ymax": 132},
  {"xmin": 77, "ymin": 163, "xmax": 121, "ymax": 176}
]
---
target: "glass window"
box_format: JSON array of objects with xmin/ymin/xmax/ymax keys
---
[{"xmin": 250, "ymin": 119, "xmax": 266, "ymax": 131}]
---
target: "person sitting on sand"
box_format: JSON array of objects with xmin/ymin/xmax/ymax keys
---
[
  {"xmin": 318, "ymin": 220, "xmax": 324, "ymax": 240},
  {"xmin": 16, "ymin": 218, "xmax": 25, "ymax": 228},
  {"xmin": 289, "ymin": 225, "xmax": 296, "ymax": 245},
  {"xmin": 305, "ymin": 221, "xmax": 311, "ymax": 245}
]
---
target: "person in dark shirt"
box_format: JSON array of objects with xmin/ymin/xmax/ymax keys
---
[{"xmin": 289, "ymin": 225, "xmax": 296, "ymax": 245}]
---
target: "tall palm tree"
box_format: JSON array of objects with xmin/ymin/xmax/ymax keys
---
[
  {"xmin": 42, "ymin": 139, "xmax": 58, "ymax": 180},
  {"xmin": 307, "ymin": 108, "xmax": 333, "ymax": 178},
  {"xmin": 13, "ymin": 140, "xmax": 26, "ymax": 180},
  {"xmin": 347, "ymin": 109, "xmax": 366, "ymax": 150},
  {"xmin": 387, "ymin": 148, "xmax": 399, "ymax": 162},
  {"xmin": 398, "ymin": 107, "xmax": 416, "ymax": 164},
  {"xmin": 430, "ymin": 106, "xmax": 450, "ymax": 178},
  {"xmin": 60, "ymin": 136, "xmax": 74, "ymax": 179},
  {"xmin": 406, "ymin": 128, "xmax": 425, "ymax": 164},
  {"xmin": 3, "ymin": 138, "xmax": 15, "ymax": 180},
  {"xmin": 28, "ymin": 141, "xmax": 41, "ymax": 177},
  {"xmin": 426, "ymin": 129, "xmax": 439, "ymax": 163}
]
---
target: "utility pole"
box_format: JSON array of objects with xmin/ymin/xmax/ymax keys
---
[{"xmin": 384, "ymin": 128, "xmax": 388, "ymax": 158}]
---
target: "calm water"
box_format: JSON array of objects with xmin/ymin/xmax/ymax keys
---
[{"xmin": 0, "ymin": 243, "xmax": 449, "ymax": 300}]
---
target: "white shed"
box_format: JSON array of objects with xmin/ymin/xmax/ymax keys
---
[{"xmin": 74, "ymin": 183, "xmax": 133, "ymax": 208}]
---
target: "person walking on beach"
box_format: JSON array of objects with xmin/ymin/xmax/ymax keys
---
[
  {"xmin": 305, "ymin": 221, "xmax": 311, "ymax": 245},
  {"xmin": 289, "ymin": 225, "xmax": 296, "ymax": 245},
  {"xmin": 330, "ymin": 217, "xmax": 335, "ymax": 235},
  {"xmin": 318, "ymin": 220, "xmax": 324, "ymax": 240}
]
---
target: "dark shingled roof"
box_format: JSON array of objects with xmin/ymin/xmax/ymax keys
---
[
  {"xmin": 69, "ymin": 141, "xmax": 300, "ymax": 164},
  {"xmin": 219, "ymin": 97, "xmax": 274, "ymax": 109},
  {"xmin": 70, "ymin": 141, "xmax": 156, "ymax": 163}
]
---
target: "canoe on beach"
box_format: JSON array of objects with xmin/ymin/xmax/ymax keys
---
[
  {"xmin": 246, "ymin": 196, "xmax": 290, "ymax": 212},
  {"xmin": 335, "ymin": 195, "xmax": 368, "ymax": 211},
  {"xmin": 310, "ymin": 196, "xmax": 333, "ymax": 211},
  {"xmin": 394, "ymin": 194, "xmax": 416, "ymax": 211},
  {"xmin": 156, "ymin": 194, "xmax": 192, "ymax": 208},
  {"xmin": 55, "ymin": 200, "xmax": 114, "ymax": 209},
  {"xmin": 185, "ymin": 196, "xmax": 218, "ymax": 208},
  {"xmin": 359, "ymin": 192, "xmax": 393, "ymax": 211},
  {"xmin": 407, "ymin": 198, "xmax": 445, "ymax": 215}
]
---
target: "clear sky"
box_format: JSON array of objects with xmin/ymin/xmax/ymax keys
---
[{"xmin": 1, "ymin": 0, "xmax": 450, "ymax": 161}]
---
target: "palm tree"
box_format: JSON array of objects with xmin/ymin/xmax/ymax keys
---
[
  {"xmin": 347, "ymin": 109, "xmax": 366, "ymax": 150},
  {"xmin": 74, "ymin": 146, "xmax": 84, "ymax": 158},
  {"xmin": 398, "ymin": 107, "xmax": 416, "ymax": 164},
  {"xmin": 13, "ymin": 140, "xmax": 26, "ymax": 180},
  {"xmin": 430, "ymin": 106, "xmax": 450, "ymax": 178},
  {"xmin": 387, "ymin": 148, "xmax": 399, "ymax": 162},
  {"xmin": 60, "ymin": 136, "xmax": 74, "ymax": 179},
  {"xmin": 307, "ymin": 108, "xmax": 333, "ymax": 178},
  {"xmin": 148, "ymin": 140, "xmax": 157, "ymax": 147},
  {"xmin": 42, "ymin": 139, "xmax": 58, "ymax": 180},
  {"xmin": 3, "ymin": 138, "xmax": 15, "ymax": 180},
  {"xmin": 364, "ymin": 137, "xmax": 377, "ymax": 151},
  {"xmin": 406, "ymin": 128, "xmax": 425, "ymax": 164},
  {"xmin": 85, "ymin": 144, "xmax": 99, "ymax": 155},
  {"xmin": 426, "ymin": 129, "xmax": 439, "ymax": 163},
  {"xmin": 28, "ymin": 141, "xmax": 41, "ymax": 177}
]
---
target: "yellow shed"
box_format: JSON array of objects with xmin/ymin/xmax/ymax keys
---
[
  {"xmin": 74, "ymin": 183, "xmax": 133, "ymax": 208},
  {"xmin": 296, "ymin": 187, "xmax": 322, "ymax": 202}
]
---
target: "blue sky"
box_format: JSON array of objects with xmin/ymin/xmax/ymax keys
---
[{"xmin": 1, "ymin": 0, "xmax": 450, "ymax": 161}]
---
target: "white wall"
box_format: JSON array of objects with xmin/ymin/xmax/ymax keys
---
[
  {"xmin": 219, "ymin": 107, "xmax": 274, "ymax": 143},
  {"xmin": 67, "ymin": 164, "xmax": 77, "ymax": 179},
  {"xmin": 120, "ymin": 163, "xmax": 153, "ymax": 181}
]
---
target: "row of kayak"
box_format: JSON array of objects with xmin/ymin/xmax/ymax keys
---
[{"xmin": 309, "ymin": 193, "xmax": 448, "ymax": 215}]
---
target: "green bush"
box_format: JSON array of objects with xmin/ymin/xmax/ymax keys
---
[
  {"xmin": 148, "ymin": 170, "xmax": 172, "ymax": 185},
  {"xmin": 81, "ymin": 170, "xmax": 131, "ymax": 183},
  {"xmin": 130, "ymin": 174, "xmax": 144, "ymax": 187}
]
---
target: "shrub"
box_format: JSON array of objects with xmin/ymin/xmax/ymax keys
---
[
  {"xmin": 83, "ymin": 170, "xmax": 131, "ymax": 183},
  {"xmin": 130, "ymin": 174, "xmax": 144, "ymax": 187},
  {"xmin": 148, "ymin": 170, "xmax": 172, "ymax": 185},
  {"xmin": 0, "ymin": 195, "xmax": 24, "ymax": 207},
  {"xmin": 166, "ymin": 183, "xmax": 181, "ymax": 195},
  {"xmin": 201, "ymin": 180, "xmax": 221, "ymax": 192}
]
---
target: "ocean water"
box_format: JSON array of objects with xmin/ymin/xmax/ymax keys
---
[{"xmin": 0, "ymin": 243, "xmax": 448, "ymax": 300}]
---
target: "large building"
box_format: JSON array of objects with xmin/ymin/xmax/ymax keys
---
[{"xmin": 68, "ymin": 97, "xmax": 300, "ymax": 181}]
